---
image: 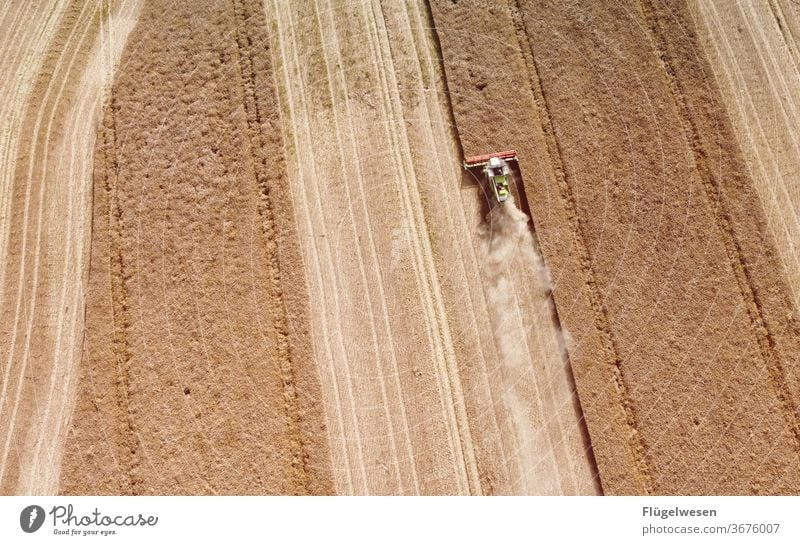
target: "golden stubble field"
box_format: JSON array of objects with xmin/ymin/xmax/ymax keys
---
[{"xmin": 2, "ymin": 0, "xmax": 800, "ymax": 495}]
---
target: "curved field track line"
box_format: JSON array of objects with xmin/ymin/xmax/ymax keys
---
[
  {"xmin": 1, "ymin": 0, "xmax": 98, "ymax": 492},
  {"xmin": 0, "ymin": 1, "xmax": 68, "ymax": 422},
  {"xmin": 368, "ymin": 0, "xmax": 479, "ymax": 495},
  {"xmin": 424, "ymin": 0, "xmax": 606, "ymax": 494},
  {"xmin": 268, "ymin": 0, "xmax": 475, "ymax": 494},
  {"xmin": 402, "ymin": 0, "xmax": 513, "ymax": 490},
  {"xmin": 267, "ymin": 0, "xmax": 597, "ymax": 495},
  {"xmin": 318, "ymin": 0, "xmax": 424, "ymax": 494},
  {"xmin": 431, "ymin": 0, "xmax": 800, "ymax": 494},
  {"xmin": 639, "ymin": 0, "xmax": 800, "ymax": 493},
  {"xmin": 0, "ymin": 0, "xmax": 142, "ymax": 494},
  {"xmin": 0, "ymin": 0, "xmax": 68, "ymax": 314},
  {"xmin": 60, "ymin": 0, "xmax": 334, "ymax": 495},
  {"xmin": 24, "ymin": 1, "xmax": 142, "ymax": 493},
  {"xmin": 766, "ymin": 0, "xmax": 800, "ymax": 76},
  {"xmin": 507, "ymin": 0, "xmax": 639, "ymax": 493},
  {"xmin": 270, "ymin": 0, "xmax": 439, "ymax": 495},
  {"xmin": 230, "ymin": 0, "xmax": 317, "ymax": 493},
  {"xmin": 269, "ymin": 0, "xmax": 370, "ymax": 494},
  {"xmin": 689, "ymin": 0, "xmax": 800, "ymax": 311}
]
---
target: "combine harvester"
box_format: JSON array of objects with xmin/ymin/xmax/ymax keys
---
[{"xmin": 463, "ymin": 150, "xmax": 518, "ymax": 203}]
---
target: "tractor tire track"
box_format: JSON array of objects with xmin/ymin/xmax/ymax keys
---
[
  {"xmin": 0, "ymin": 0, "xmax": 140, "ymax": 495},
  {"xmin": 507, "ymin": 0, "xmax": 651, "ymax": 493},
  {"xmin": 431, "ymin": 0, "xmax": 800, "ymax": 494},
  {"xmin": 269, "ymin": 0, "xmax": 463, "ymax": 495},
  {"xmin": 689, "ymin": 0, "xmax": 800, "ymax": 314},
  {"xmin": 368, "ymin": 0, "xmax": 479, "ymax": 495},
  {"xmin": 429, "ymin": 0, "xmax": 616, "ymax": 494},
  {"xmin": 268, "ymin": 0, "xmax": 597, "ymax": 495},
  {"xmin": 404, "ymin": 0, "xmax": 598, "ymax": 495},
  {"xmin": 641, "ymin": 0, "xmax": 800, "ymax": 490},
  {"xmin": 59, "ymin": 0, "xmax": 334, "ymax": 495}
]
